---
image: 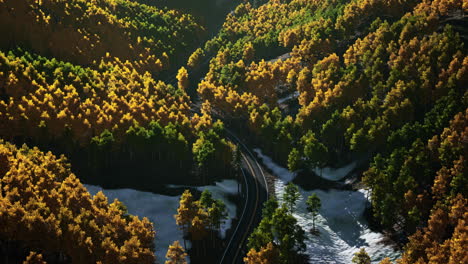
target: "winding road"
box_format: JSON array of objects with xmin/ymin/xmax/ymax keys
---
[
  {"xmin": 190, "ymin": 101, "xmax": 269, "ymax": 263},
  {"xmin": 190, "ymin": 104, "xmax": 269, "ymax": 263},
  {"xmin": 219, "ymin": 130, "xmax": 269, "ymax": 264},
  {"xmin": 183, "ymin": 45, "xmax": 270, "ymax": 262}
]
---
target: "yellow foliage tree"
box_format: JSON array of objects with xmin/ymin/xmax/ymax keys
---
[
  {"xmin": 177, "ymin": 67, "xmax": 189, "ymax": 91},
  {"xmin": 165, "ymin": 241, "xmax": 187, "ymax": 264}
]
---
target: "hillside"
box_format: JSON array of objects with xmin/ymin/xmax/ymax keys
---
[
  {"xmin": 0, "ymin": 0, "xmax": 467, "ymax": 263},
  {"xmin": 193, "ymin": 0, "xmax": 467, "ymax": 262}
]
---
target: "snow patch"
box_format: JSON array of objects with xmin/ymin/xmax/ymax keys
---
[
  {"xmin": 312, "ymin": 161, "xmax": 357, "ymax": 181},
  {"xmin": 85, "ymin": 179, "xmax": 239, "ymax": 263},
  {"xmin": 254, "ymin": 150, "xmax": 401, "ymax": 263},
  {"xmin": 254, "ymin": 148, "xmax": 296, "ymax": 182},
  {"xmin": 278, "ymin": 91, "xmax": 299, "ymax": 104},
  {"xmin": 255, "ymin": 148, "xmax": 356, "ymax": 182}
]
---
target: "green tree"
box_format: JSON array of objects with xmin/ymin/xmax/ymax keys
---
[
  {"xmin": 198, "ymin": 189, "xmax": 228, "ymax": 240},
  {"xmin": 208, "ymin": 199, "xmax": 228, "ymax": 233},
  {"xmin": 301, "ymin": 131, "xmax": 328, "ymax": 174},
  {"xmin": 192, "ymin": 137, "xmax": 215, "ymax": 167},
  {"xmin": 306, "ymin": 193, "xmax": 321, "ymax": 232},
  {"xmin": 247, "ymin": 198, "xmax": 305, "ymax": 263},
  {"xmin": 192, "ymin": 136, "xmax": 215, "ymax": 181},
  {"xmin": 283, "ymin": 182, "xmax": 301, "ymax": 212},
  {"xmin": 262, "ymin": 198, "xmax": 279, "ymax": 219},
  {"xmin": 271, "ymin": 207, "xmax": 306, "ymax": 263},
  {"xmin": 247, "ymin": 198, "xmax": 278, "ymax": 250},
  {"xmin": 248, "ymin": 227, "xmax": 274, "ymax": 251},
  {"xmin": 287, "ymin": 148, "xmax": 301, "ymax": 171},
  {"xmin": 200, "ymin": 189, "xmax": 214, "ymax": 209}
]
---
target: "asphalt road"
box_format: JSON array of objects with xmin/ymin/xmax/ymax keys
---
[
  {"xmin": 188, "ymin": 90, "xmax": 269, "ymax": 263},
  {"xmin": 219, "ymin": 130, "xmax": 269, "ymax": 264}
]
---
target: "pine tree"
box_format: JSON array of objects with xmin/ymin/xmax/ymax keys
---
[
  {"xmin": 200, "ymin": 190, "xmax": 214, "ymax": 209},
  {"xmin": 244, "ymin": 242, "xmax": 279, "ymax": 264},
  {"xmin": 190, "ymin": 210, "xmax": 209, "ymax": 241},
  {"xmin": 287, "ymin": 148, "xmax": 301, "ymax": 172},
  {"xmin": 165, "ymin": 241, "xmax": 187, "ymax": 264},
  {"xmin": 177, "ymin": 67, "xmax": 189, "ymax": 91},
  {"xmin": 0, "ymin": 141, "xmax": 155, "ymax": 264},
  {"xmin": 23, "ymin": 252, "xmax": 47, "ymax": 264},
  {"xmin": 352, "ymin": 248, "xmax": 371, "ymax": 264},
  {"xmin": 283, "ymin": 182, "xmax": 300, "ymax": 212},
  {"xmin": 243, "ymin": 42, "xmax": 255, "ymax": 62},
  {"xmin": 271, "ymin": 207, "xmax": 306, "ymax": 263},
  {"xmin": 175, "ymin": 190, "xmax": 198, "ymax": 248},
  {"xmin": 187, "ymin": 48, "xmax": 204, "ymax": 69},
  {"xmin": 306, "ymin": 193, "xmax": 321, "ymax": 232},
  {"xmin": 262, "ymin": 198, "xmax": 279, "ymax": 219},
  {"xmin": 208, "ymin": 199, "xmax": 228, "ymax": 233}
]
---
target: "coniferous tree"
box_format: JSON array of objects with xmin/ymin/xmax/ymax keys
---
[
  {"xmin": 352, "ymin": 248, "xmax": 371, "ymax": 264},
  {"xmin": 306, "ymin": 193, "xmax": 321, "ymax": 233},
  {"xmin": 0, "ymin": 141, "xmax": 155, "ymax": 263},
  {"xmin": 23, "ymin": 252, "xmax": 46, "ymax": 264},
  {"xmin": 283, "ymin": 182, "xmax": 301, "ymax": 212},
  {"xmin": 272, "ymin": 207, "xmax": 306, "ymax": 263},
  {"xmin": 187, "ymin": 48, "xmax": 204, "ymax": 69},
  {"xmin": 244, "ymin": 242, "xmax": 279, "ymax": 264},
  {"xmin": 287, "ymin": 148, "xmax": 301, "ymax": 172},
  {"xmin": 175, "ymin": 190, "xmax": 198, "ymax": 248},
  {"xmin": 165, "ymin": 241, "xmax": 188, "ymax": 264},
  {"xmin": 177, "ymin": 67, "xmax": 189, "ymax": 91}
]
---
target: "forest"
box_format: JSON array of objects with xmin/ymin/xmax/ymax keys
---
[{"xmin": 0, "ymin": 0, "xmax": 466, "ymax": 263}]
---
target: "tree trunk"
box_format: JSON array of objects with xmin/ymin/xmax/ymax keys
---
[
  {"xmin": 313, "ymin": 216, "xmax": 315, "ymax": 231},
  {"xmin": 203, "ymin": 239, "xmax": 207, "ymax": 257}
]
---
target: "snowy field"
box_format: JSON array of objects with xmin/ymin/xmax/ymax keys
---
[
  {"xmin": 85, "ymin": 179, "xmax": 238, "ymax": 263},
  {"xmin": 253, "ymin": 149, "xmax": 401, "ymax": 263}
]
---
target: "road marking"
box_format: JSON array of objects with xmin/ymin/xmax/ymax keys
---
[
  {"xmin": 225, "ymin": 130, "xmax": 269, "ymax": 194},
  {"xmin": 187, "ymin": 111, "xmax": 269, "ymax": 264},
  {"xmin": 231, "ymin": 152, "xmax": 260, "ymax": 263},
  {"xmin": 219, "ymin": 160, "xmax": 249, "ymax": 264}
]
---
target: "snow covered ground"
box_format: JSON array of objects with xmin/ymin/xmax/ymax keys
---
[
  {"xmin": 277, "ymin": 91, "xmax": 299, "ymax": 105},
  {"xmin": 85, "ymin": 179, "xmax": 238, "ymax": 263},
  {"xmin": 312, "ymin": 161, "xmax": 357, "ymax": 181},
  {"xmin": 254, "ymin": 149, "xmax": 295, "ymax": 182},
  {"xmin": 253, "ymin": 149, "xmax": 401, "ymax": 263}
]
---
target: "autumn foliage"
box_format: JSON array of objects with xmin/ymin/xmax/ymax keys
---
[
  {"xmin": 190, "ymin": 0, "xmax": 468, "ymax": 263},
  {"xmin": 0, "ymin": 0, "xmax": 204, "ymax": 74},
  {"xmin": 0, "ymin": 47, "xmax": 237, "ymax": 185},
  {"xmin": 0, "ymin": 140, "xmax": 155, "ymax": 263},
  {"xmin": 0, "ymin": 0, "xmax": 466, "ymax": 262}
]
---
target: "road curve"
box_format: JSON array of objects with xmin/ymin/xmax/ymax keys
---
[
  {"xmin": 189, "ymin": 106, "xmax": 269, "ymax": 263},
  {"xmin": 219, "ymin": 129, "xmax": 269, "ymax": 264}
]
